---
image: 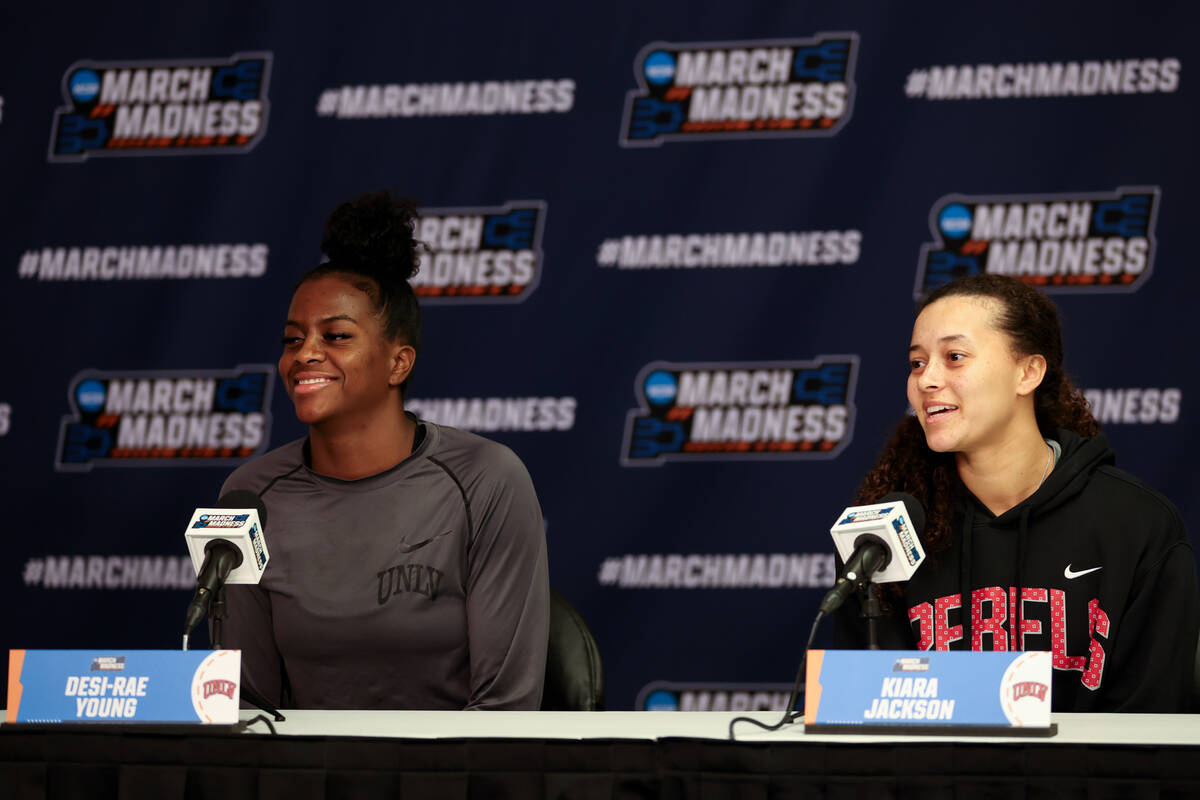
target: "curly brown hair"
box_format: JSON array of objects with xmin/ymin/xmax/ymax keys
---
[{"xmin": 855, "ymin": 274, "xmax": 1100, "ymax": 554}]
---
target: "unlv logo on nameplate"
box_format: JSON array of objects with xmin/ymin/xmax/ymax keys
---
[
  {"xmin": 202, "ymin": 679, "xmax": 237, "ymax": 700},
  {"xmin": 999, "ymin": 651, "xmax": 1052, "ymax": 727},
  {"xmin": 190, "ymin": 650, "xmax": 240, "ymax": 724},
  {"xmin": 1010, "ymin": 681, "xmax": 1049, "ymax": 702}
]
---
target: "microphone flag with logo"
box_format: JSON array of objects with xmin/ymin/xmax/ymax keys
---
[
  {"xmin": 182, "ymin": 490, "xmax": 270, "ymax": 638},
  {"xmin": 819, "ymin": 492, "xmax": 926, "ymax": 615}
]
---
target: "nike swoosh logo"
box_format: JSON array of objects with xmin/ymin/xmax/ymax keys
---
[
  {"xmin": 1064, "ymin": 564, "xmax": 1103, "ymax": 580},
  {"xmin": 399, "ymin": 530, "xmax": 453, "ymax": 554}
]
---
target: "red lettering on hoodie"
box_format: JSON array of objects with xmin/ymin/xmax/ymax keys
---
[
  {"xmin": 911, "ymin": 587, "xmax": 1110, "ymax": 690},
  {"xmin": 933, "ymin": 593, "xmax": 963, "ymax": 650},
  {"xmin": 908, "ymin": 602, "xmax": 934, "ymax": 650},
  {"xmin": 972, "ymin": 586, "xmax": 1009, "ymax": 650},
  {"xmin": 1016, "ymin": 587, "xmax": 1047, "ymax": 650},
  {"xmin": 1082, "ymin": 598, "xmax": 1110, "ymax": 690}
]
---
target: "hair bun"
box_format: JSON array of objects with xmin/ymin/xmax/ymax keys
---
[{"xmin": 321, "ymin": 190, "xmax": 420, "ymax": 281}]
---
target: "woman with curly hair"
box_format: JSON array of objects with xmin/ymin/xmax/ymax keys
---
[
  {"xmin": 219, "ymin": 191, "xmax": 549, "ymax": 710},
  {"xmin": 837, "ymin": 274, "xmax": 1198, "ymax": 711}
]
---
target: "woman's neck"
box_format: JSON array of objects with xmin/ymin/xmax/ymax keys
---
[
  {"xmin": 955, "ymin": 423, "xmax": 1052, "ymax": 517},
  {"xmin": 308, "ymin": 408, "xmax": 417, "ymax": 480}
]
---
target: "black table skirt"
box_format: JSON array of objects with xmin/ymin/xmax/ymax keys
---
[{"xmin": 4, "ymin": 727, "xmax": 1200, "ymax": 799}]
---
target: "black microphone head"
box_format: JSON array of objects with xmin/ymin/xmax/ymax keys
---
[
  {"xmin": 216, "ymin": 489, "xmax": 267, "ymax": 528},
  {"xmin": 879, "ymin": 491, "xmax": 926, "ymax": 537},
  {"xmin": 202, "ymin": 537, "xmax": 245, "ymax": 568}
]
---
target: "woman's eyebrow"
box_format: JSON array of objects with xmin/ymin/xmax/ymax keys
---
[
  {"xmin": 909, "ymin": 334, "xmax": 969, "ymax": 353},
  {"xmin": 284, "ymin": 314, "xmax": 358, "ymax": 327}
]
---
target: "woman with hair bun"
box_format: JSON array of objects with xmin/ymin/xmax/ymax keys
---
[
  {"xmin": 220, "ymin": 191, "xmax": 549, "ymax": 710},
  {"xmin": 837, "ymin": 274, "xmax": 1198, "ymax": 712}
]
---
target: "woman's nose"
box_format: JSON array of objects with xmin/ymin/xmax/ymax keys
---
[
  {"xmin": 298, "ymin": 334, "xmax": 324, "ymax": 362},
  {"xmin": 919, "ymin": 361, "xmax": 942, "ymax": 390}
]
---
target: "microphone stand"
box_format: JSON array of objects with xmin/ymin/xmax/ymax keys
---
[
  {"xmin": 211, "ymin": 584, "xmax": 227, "ymax": 653},
  {"xmin": 209, "ymin": 584, "xmax": 286, "ymax": 723},
  {"xmin": 858, "ymin": 581, "xmax": 884, "ymax": 650}
]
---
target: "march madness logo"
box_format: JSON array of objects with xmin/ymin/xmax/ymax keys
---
[
  {"xmin": 621, "ymin": 357, "xmax": 858, "ymax": 466},
  {"xmin": 56, "ymin": 365, "xmax": 273, "ymax": 471},
  {"xmin": 49, "ymin": 53, "xmax": 272, "ymax": 162},
  {"xmin": 410, "ymin": 201, "xmax": 546, "ymax": 303},
  {"xmin": 916, "ymin": 187, "xmax": 1159, "ymax": 298},
  {"xmin": 620, "ymin": 33, "xmax": 858, "ymax": 146},
  {"xmin": 637, "ymin": 682, "xmax": 797, "ymax": 712}
]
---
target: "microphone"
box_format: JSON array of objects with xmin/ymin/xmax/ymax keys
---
[
  {"xmin": 818, "ymin": 492, "xmax": 926, "ymax": 615},
  {"xmin": 182, "ymin": 490, "xmax": 270, "ymax": 640}
]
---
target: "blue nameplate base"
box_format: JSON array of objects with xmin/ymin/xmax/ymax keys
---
[
  {"xmin": 7, "ymin": 649, "xmax": 240, "ymax": 725},
  {"xmin": 804, "ymin": 649, "xmax": 1053, "ymax": 734}
]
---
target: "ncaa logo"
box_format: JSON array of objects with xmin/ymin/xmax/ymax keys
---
[
  {"xmin": 937, "ymin": 204, "xmax": 972, "ymax": 239},
  {"xmin": 643, "ymin": 689, "xmax": 679, "ymax": 711},
  {"xmin": 643, "ymin": 52, "xmax": 676, "ymax": 85},
  {"xmin": 75, "ymin": 379, "xmax": 107, "ymax": 413},
  {"xmin": 69, "ymin": 70, "xmax": 101, "ymax": 103},
  {"xmin": 644, "ymin": 371, "xmax": 678, "ymax": 406}
]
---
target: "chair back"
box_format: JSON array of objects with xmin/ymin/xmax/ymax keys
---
[
  {"xmin": 1193, "ymin": 627, "xmax": 1200, "ymax": 712},
  {"xmin": 541, "ymin": 588, "xmax": 605, "ymax": 711}
]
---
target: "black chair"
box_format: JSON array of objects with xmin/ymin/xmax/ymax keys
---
[
  {"xmin": 1193, "ymin": 627, "xmax": 1200, "ymax": 712},
  {"xmin": 541, "ymin": 588, "xmax": 605, "ymax": 710}
]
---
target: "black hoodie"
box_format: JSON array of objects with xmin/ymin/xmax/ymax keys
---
[{"xmin": 835, "ymin": 429, "xmax": 1199, "ymax": 712}]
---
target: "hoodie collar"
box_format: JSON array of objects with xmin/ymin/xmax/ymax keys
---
[{"xmin": 961, "ymin": 428, "xmax": 1114, "ymax": 525}]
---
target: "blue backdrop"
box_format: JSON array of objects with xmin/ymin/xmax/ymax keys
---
[{"xmin": 2, "ymin": 1, "xmax": 1196, "ymax": 712}]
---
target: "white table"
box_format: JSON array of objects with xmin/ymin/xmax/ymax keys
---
[{"xmin": 244, "ymin": 709, "xmax": 1200, "ymax": 745}]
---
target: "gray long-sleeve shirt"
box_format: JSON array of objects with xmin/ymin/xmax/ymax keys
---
[{"xmin": 218, "ymin": 420, "xmax": 549, "ymax": 710}]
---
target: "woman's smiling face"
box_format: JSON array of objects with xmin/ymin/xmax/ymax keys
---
[
  {"xmin": 279, "ymin": 275, "xmax": 404, "ymax": 428},
  {"xmin": 907, "ymin": 294, "xmax": 1034, "ymax": 455}
]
